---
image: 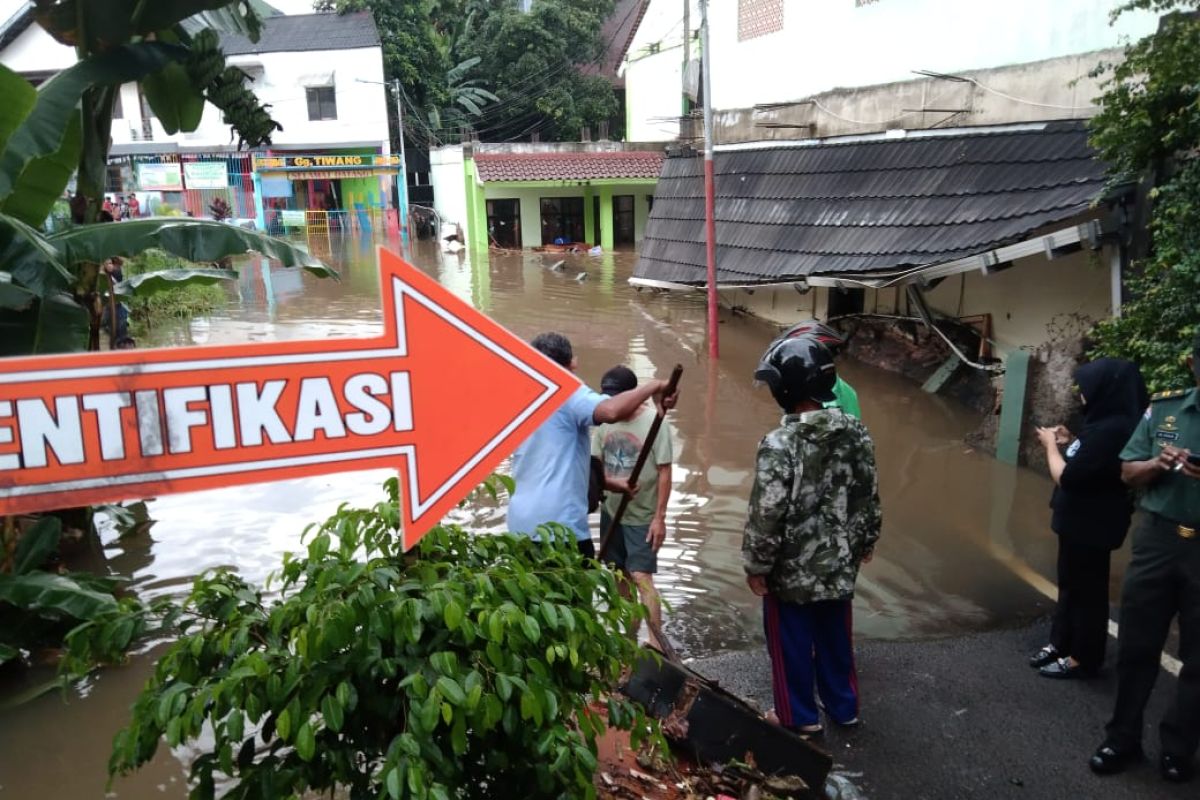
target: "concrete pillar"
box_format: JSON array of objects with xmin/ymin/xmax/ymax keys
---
[
  {"xmin": 599, "ymin": 186, "xmax": 614, "ymax": 251},
  {"xmin": 583, "ymin": 185, "xmax": 596, "ymax": 246},
  {"xmin": 463, "ymin": 155, "xmax": 487, "ymax": 252},
  {"xmin": 252, "ymin": 172, "xmax": 266, "ymax": 231}
]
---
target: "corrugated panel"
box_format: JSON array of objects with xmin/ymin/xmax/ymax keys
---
[{"xmin": 634, "ymin": 122, "xmax": 1107, "ymax": 285}]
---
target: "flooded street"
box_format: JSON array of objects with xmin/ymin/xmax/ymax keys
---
[{"xmin": 1, "ymin": 239, "xmax": 1099, "ymax": 797}]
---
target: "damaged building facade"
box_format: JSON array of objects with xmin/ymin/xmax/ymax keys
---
[{"xmin": 629, "ymin": 0, "xmax": 1160, "ymax": 384}]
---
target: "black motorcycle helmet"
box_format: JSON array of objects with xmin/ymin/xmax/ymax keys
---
[
  {"xmin": 754, "ymin": 336, "xmax": 838, "ymax": 411},
  {"xmin": 773, "ymin": 319, "xmax": 847, "ymax": 356}
]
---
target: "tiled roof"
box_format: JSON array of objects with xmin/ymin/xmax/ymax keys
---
[
  {"xmin": 474, "ymin": 151, "xmax": 666, "ymax": 182},
  {"xmin": 633, "ymin": 121, "xmax": 1109, "ymax": 286},
  {"xmin": 581, "ymin": 0, "xmax": 651, "ymax": 86},
  {"xmin": 222, "ymin": 12, "xmax": 379, "ymax": 55}
]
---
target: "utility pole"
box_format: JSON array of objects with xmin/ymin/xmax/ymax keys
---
[
  {"xmin": 682, "ymin": 0, "xmax": 690, "ymax": 117},
  {"xmin": 700, "ymin": 0, "xmax": 718, "ymax": 359},
  {"xmin": 392, "ymin": 78, "xmax": 410, "ymax": 245}
]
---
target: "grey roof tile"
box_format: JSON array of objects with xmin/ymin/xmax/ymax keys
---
[
  {"xmin": 221, "ymin": 12, "xmax": 379, "ymax": 55},
  {"xmin": 633, "ymin": 122, "xmax": 1108, "ymax": 285}
]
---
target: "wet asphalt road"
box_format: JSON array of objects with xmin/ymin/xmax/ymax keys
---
[{"xmin": 692, "ymin": 621, "xmax": 1193, "ymax": 800}]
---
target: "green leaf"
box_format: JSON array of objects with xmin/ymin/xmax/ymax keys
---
[
  {"xmin": 295, "ymin": 721, "xmax": 315, "ymax": 761},
  {"xmin": 0, "ymin": 213, "xmax": 72, "ymax": 297},
  {"xmin": 320, "ymin": 694, "xmax": 344, "ymax": 732},
  {"xmin": 440, "ymin": 701, "xmax": 453, "ymax": 725},
  {"xmin": 13, "ymin": 516, "xmax": 62, "ymax": 575},
  {"xmin": 443, "ymin": 599, "xmax": 464, "ymax": 631},
  {"xmin": 0, "ymin": 642, "xmax": 20, "ymax": 666},
  {"xmin": 435, "ymin": 676, "xmax": 466, "ymax": 707},
  {"xmin": 0, "ymin": 571, "xmax": 118, "ymax": 620},
  {"xmin": 521, "ymin": 615, "xmax": 541, "ymax": 643},
  {"xmin": 0, "ymin": 42, "xmax": 185, "ymax": 207},
  {"xmin": 141, "ymin": 62, "xmax": 205, "ymax": 135},
  {"xmin": 50, "ymin": 219, "xmax": 337, "ymax": 279},
  {"xmin": 496, "ymin": 674, "xmax": 513, "ymax": 702},
  {"xmin": 0, "ymin": 65, "xmax": 36, "ymax": 154},
  {"xmin": 275, "ymin": 707, "xmax": 292, "ymax": 742},
  {"xmin": 386, "ymin": 767, "xmax": 402, "ymax": 800},
  {"xmin": 36, "ymin": 1, "xmax": 240, "ymax": 47},
  {"xmin": 0, "ymin": 290, "xmax": 90, "ymax": 357},
  {"xmin": 0, "ymin": 113, "xmax": 81, "ymax": 228},
  {"xmin": 226, "ymin": 709, "xmax": 244, "ymax": 742},
  {"xmin": 114, "ymin": 267, "xmax": 236, "ymax": 298}
]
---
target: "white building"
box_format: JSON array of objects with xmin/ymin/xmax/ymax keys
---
[
  {"xmin": 0, "ymin": 6, "xmax": 396, "ymax": 231},
  {"xmin": 622, "ymin": 0, "xmax": 698, "ymax": 142},
  {"xmin": 629, "ymin": 0, "xmax": 1164, "ymax": 358}
]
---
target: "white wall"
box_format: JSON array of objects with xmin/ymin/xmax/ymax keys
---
[
  {"xmin": 0, "ymin": 21, "xmax": 76, "ymax": 74},
  {"xmin": 710, "ymin": 0, "xmax": 1159, "ymax": 111},
  {"xmin": 624, "ymin": 0, "xmax": 698, "ymax": 141},
  {"xmin": 430, "ymin": 145, "xmax": 467, "ymax": 227}
]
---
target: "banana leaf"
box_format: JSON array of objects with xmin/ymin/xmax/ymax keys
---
[
  {"xmin": 0, "ymin": 213, "xmax": 72, "ymax": 296},
  {"xmin": 0, "ymin": 572, "xmax": 119, "ymax": 621},
  {"xmin": 34, "ymin": 1, "xmax": 239, "ymax": 48},
  {"xmin": 0, "ymin": 642, "xmax": 17, "ymax": 666},
  {"xmin": 114, "ymin": 267, "xmax": 236, "ymax": 298},
  {"xmin": 141, "ymin": 62, "xmax": 206, "ymax": 136},
  {"xmin": 49, "ymin": 218, "xmax": 338, "ymax": 279},
  {"xmin": 12, "ymin": 517, "xmax": 63, "ymax": 576},
  {"xmin": 0, "ymin": 65, "xmax": 36, "ymax": 153},
  {"xmin": 0, "ymin": 290, "xmax": 89, "ymax": 355},
  {"xmin": 0, "ymin": 41, "xmax": 186, "ymax": 224}
]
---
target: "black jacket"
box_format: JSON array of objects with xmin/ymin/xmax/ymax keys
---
[{"xmin": 1050, "ymin": 359, "xmax": 1148, "ymax": 550}]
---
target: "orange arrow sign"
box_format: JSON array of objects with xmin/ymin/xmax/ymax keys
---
[{"xmin": 0, "ymin": 249, "xmax": 580, "ymax": 548}]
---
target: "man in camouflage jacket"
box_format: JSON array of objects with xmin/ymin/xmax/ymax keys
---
[{"xmin": 744, "ymin": 336, "xmax": 882, "ymax": 736}]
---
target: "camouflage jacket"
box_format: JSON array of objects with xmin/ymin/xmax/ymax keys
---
[{"xmin": 742, "ymin": 409, "xmax": 882, "ymax": 604}]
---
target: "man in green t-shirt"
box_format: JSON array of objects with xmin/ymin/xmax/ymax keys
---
[
  {"xmin": 592, "ymin": 365, "xmax": 674, "ymax": 650},
  {"xmin": 771, "ymin": 320, "xmax": 861, "ymax": 419}
]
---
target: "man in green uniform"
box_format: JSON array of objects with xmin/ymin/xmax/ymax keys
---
[
  {"xmin": 1090, "ymin": 331, "xmax": 1200, "ymax": 784},
  {"xmin": 772, "ymin": 320, "xmax": 861, "ymax": 419}
]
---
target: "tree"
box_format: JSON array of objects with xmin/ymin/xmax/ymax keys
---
[
  {"xmin": 66, "ymin": 481, "xmax": 662, "ymax": 799},
  {"xmin": 1088, "ymin": 1, "xmax": 1200, "ymax": 391},
  {"xmin": 0, "ymin": 1, "xmax": 335, "ymax": 356}
]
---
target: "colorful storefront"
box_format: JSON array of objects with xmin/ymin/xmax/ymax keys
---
[
  {"xmin": 252, "ymin": 152, "xmax": 401, "ymax": 235},
  {"xmin": 106, "ymin": 153, "xmax": 258, "ymax": 221}
]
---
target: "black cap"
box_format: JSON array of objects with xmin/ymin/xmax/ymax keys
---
[{"xmin": 600, "ymin": 365, "xmax": 638, "ymax": 396}]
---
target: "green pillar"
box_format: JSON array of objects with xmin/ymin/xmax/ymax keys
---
[
  {"xmin": 583, "ymin": 185, "xmax": 596, "ymax": 246},
  {"xmin": 599, "ymin": 186, "xmax": 614, "ymax": 251},
  {"xmin": 996, "ymin": 349, "xmax": 1030, "ymax": 465},
  {"xmin": 464, "ymin": 154, "xmax": 487, "ymax": 252}
]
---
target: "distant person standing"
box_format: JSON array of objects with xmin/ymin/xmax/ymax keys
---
[
  {"xmin": 592, "ymin": 365, "xmax": 674, "ymax": 649},
  {"xmin": 127, "ymin": 194, "xmax": 141, "ymax": 218},
  {"xmin": 1090, "ymin": 332, "xmax": 1200, "ymax": 784},
  {"xmin": 506, "ymin": 333, "xmax": 677, "ymax": 558},
  {"xmin": 1030, "ymin": 359, "xmax": 1148, "ymax": 679},
  {"xmin": 743, "ymin": 337, "xmax": 882, "ymax": 737},
  {"xmin": 772, "ymin": 320, "xmax": 860, "ymax": 419}
]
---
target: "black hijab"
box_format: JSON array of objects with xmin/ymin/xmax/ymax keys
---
[{"xmin": 1074, "ymin": 357, "xmax": 1149, "ymax": 434}]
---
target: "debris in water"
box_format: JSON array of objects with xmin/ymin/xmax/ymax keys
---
[
  {"xmin": 576, "ymin": 271, "xmax": 589, "ymax": 282},
  {"xmin": 549, "ymin": 259, "xmax": 566, "ymax": 272}
]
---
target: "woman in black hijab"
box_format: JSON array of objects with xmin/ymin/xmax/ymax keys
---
[{"xmin": 1030, "ymin": 358, "xmax": 1149, "ymax": 679}]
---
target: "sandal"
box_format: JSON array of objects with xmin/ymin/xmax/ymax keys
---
[{"xmin": 1028, "ymin": 644, "xmax": 1059, "ymax": 669}]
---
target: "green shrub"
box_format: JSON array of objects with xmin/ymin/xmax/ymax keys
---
[
  {"xmin": 122, "ymin": 249, "xmax": 229, "ymax": 334},
  {"xmin": 68, "ymin": 479, "xmax": 657, "ymax": 799}
]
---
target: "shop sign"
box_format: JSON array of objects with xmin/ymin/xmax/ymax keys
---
[
  {"xmin": 183, "ymin": 162, "xmax": 228, "ymax": 189},
  {"xmin": 254, "ymin": 154, "xmax": 401, "ymax": 171},
  {"xmin": 280, "ymin": 209, "xmax": 307, "ymax": 226},
  {"xmin": 136, "ymin": 162, "xmax": 184, "ymax": 191}
]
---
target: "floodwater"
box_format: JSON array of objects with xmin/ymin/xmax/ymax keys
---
[{"xmin": 0, "ymin": 239, "xmax": 1090, "ymax": 797}]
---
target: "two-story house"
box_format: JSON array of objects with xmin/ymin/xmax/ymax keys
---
[{"xmin": 0, "ymin": 5, "xmax": 395, "ymax": 233}]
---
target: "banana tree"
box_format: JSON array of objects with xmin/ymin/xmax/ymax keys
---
[{"xmin": 0, "ymin": 2, "xmax": 338, "ymax": 356}]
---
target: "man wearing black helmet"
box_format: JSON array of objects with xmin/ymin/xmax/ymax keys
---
[
  {"xmin": 743, "ymin": 337, "xmax": 882, "ymax": 737},
  {"xmin": 773, "ymin": 320, "xmax": 861, "ymax": 420}
]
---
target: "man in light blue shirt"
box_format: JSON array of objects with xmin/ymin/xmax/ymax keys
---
[{"xmin": 507, "ymin": 332, "xmax": 677, "ymax": 558}]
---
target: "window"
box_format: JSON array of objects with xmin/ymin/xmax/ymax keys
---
[
  {"xmin": 737, "ymin": 0, "xmax": 784, "ymax": 41},
  {"xmin": 306, "ymin": 86, "xmax": 338, "ymax": 121}
]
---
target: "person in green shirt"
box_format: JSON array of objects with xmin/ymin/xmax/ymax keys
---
[
  {"xmin": 1090, "ymin": 331, "xmax": 1200, "ymax": 784},
  {"xmin": 592, "ymin": 365, "xmax": 674, "ymax": 651},
  {"xmin": 771, "ymin": 320, "xmax": 861, "ymax": 419}
]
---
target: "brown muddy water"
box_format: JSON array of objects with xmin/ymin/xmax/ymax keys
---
[{"xmin": 0, "ymin": 240, "xmax": 1115, "ymax": 797}]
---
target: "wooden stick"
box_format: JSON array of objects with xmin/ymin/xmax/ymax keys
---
[{"xmin": 597, "ymin": 365, "xmax": 683, "ymax": 663}]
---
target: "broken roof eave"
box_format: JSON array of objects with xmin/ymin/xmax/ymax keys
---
[{"xmin": 628, "ymin": 219, "xmax": 1109, "ymax": 293}]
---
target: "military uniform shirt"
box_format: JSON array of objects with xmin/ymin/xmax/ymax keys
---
[
  {"xmin": 1120, "ymin": 386, "xmax": 1200, "ymax": 524},
  {"xmin": 742, "ymin": 408, "xmax": 882, "ymax": 605}
]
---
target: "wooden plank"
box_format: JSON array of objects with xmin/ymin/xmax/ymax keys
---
[
  {"xmin": 622, "ymin": 649, "xmax": 832, "ymax": 793},
  {"xmin": 922, "ymin": 355, "xmax": 960, "ymax": 394},
  {"xmin": 996, "ymin": 349, "xmax": 1030, "ymax": 465}
]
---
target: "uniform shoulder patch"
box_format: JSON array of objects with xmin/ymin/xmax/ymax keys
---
[{"xmin": 1151, "ymin": 389, "xmax": 1187, "ymax": 401}]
